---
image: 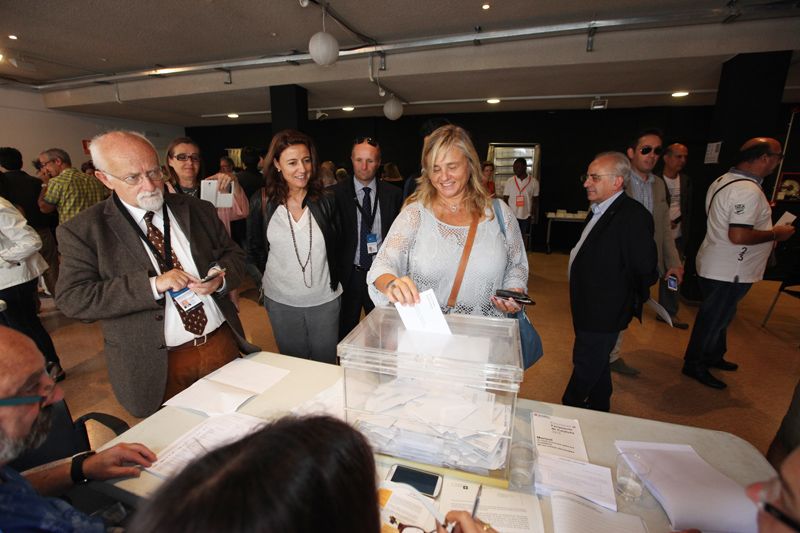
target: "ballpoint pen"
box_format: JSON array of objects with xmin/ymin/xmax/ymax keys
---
[{"xmin": 471, "ymin": 484, "xmax": 483, "ymax": 518}]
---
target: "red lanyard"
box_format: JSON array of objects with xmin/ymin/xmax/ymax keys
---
[{"xmin": 514, "ymin": 176, "xmax": 529, "ymax": 193}]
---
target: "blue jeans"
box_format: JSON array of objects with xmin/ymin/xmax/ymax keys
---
[{"xmin": 683, "ymin": 277, "xmax": 751, "ymax": 371}]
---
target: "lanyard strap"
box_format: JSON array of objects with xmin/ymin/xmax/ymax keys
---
[
  {"xmin": 514, "ymin": 176, "xmax": 529, "ymax": 193},
  {"xmin": 446, "ymin": 213, "xmax": 479, "ymax": 309},
  {"xmin": 112, "ymin": 193, "xmax": 174, "ymax": 270},
  {"xmin": 354, "ymin": 186, "xmax": 377, "ymax": 231}
]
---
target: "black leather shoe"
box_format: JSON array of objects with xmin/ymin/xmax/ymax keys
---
[
  {"xmin": 710, "ymin": 359, "xmax": 739, "ymax": 371},
  {"xmin": 656, "ymin": 314, "xmax": 689, "ymax": 330},
  {"xmin": 682, "ymin": 367, "xmax": 726, "ymax": 389}
]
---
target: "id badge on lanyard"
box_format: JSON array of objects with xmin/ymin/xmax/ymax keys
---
[{"xmin": 168, "ymin": 287, "xmax": 203, "ymax": 311}]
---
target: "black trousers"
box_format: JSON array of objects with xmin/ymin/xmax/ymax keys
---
[
  {"xmin": 562, "ymin": 329, "xmax": 620, "ymax": 412},
  {"xmin": 0, "ymin": 278, "xmax": 60, "ymax": 365},
  {"xmin": 338, "ymin": 267, "xmax": 374, "ymax": 340}
]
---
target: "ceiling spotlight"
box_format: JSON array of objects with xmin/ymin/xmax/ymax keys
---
[
  {"xmin": 308, "ymin": 7, "xmax": 339, "ymax": 66},
  {"xmin": 486, "ymin": 98, "xmax": 500, "ymax": 104},
  {"xmin": 482, "ymin": 3, "xmax": 491, "ymax": 9},
  {"xmin": 671, "ymin": 91, "xmax": 689, "ymax": 98},
  {"xmin": 227, "ymin": 113, "xmax": 239, "ymax": 118},
  {"xmin": 342, "ymin": 106, "xmax": 355, "ymax": 112},
  {"xmin": 8, "ymin": 35, "xmax": 18, "ymax": 40},
  {"xmin": 590, "ymin": 98, "xmax": 608, "ymax": 110},
  {"xmin": 0, "ymin": 53, "xmax": 4, "ymax": 62}
]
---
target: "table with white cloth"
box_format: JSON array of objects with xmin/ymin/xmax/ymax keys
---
[{"xmin": 96, "ymin": 352, "xmax": 774, "ymax": 532}]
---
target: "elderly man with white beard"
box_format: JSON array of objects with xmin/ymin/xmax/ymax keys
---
[{"xmin": 55, "ymin": 131, "xmax": 258, "ymax": 417}]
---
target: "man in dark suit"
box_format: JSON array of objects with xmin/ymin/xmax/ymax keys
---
[
  {"xmin": 563, "ymin": 152, "xmax": 658, "ymax": 412},
  {"xmin": 334, "ymin": 137, "xmax": 402, "ymax": 339},
  {"xmin": 55, "ymin": 131, "xmax": 258, "ymax": 417}
]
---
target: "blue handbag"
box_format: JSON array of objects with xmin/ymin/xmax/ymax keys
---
[{"xmin": 493, "ymin": 200, "xmax": 544, "ymax": 369}]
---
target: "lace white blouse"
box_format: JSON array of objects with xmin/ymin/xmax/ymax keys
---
[{"xmin": 367, "ymin": 200, "xmax": 529, "ymax": 317}]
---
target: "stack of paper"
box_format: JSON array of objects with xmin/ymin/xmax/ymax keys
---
[
  {"xmin": 291, "ymin": 378, "xmax": 345, "ymax": 420},
  {"xmin": 354, "ymin": 378, "xmax": 511, "ymax": 471},
  {"xmin": 163, "ymin": 358, "xmax": 289, "ymax": 415},
  {"xmin": 615, "ymin": 441, "xmax": 758, "ymax": 533},
  {"xmin": 550, "ymin": 491, "xmax": 646, "ymax": 533}
]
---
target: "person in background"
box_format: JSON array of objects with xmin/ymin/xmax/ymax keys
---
[
  {"xmin": 0, "ymin": 147, "xmax": 59, "ymax": 298},
  {"xmin": 480, "ymin": 161, "xmax": 496, "ymax": 197},
  {"xmin": 319, "ymin": 160, "xmax": 338, "ymax": 188},
  {"xmin": 37, "ymin": 148, "xmax": 107, "ymax": 225},
  {"xmin": 219, "ymin": 155, "xmax": 235, "ymax": 174},
  {"xmin": 381, "ymin": 162, "xmax": 404, "ymax": 188},
  {"xmin": 502, "ymin": 157, "xmax": 539, "ymax": 245},
  {"xmin": 236, "ymin": 147, "xmax": 265, "ymax": 201},
  {"xmin": 0, "ymin": 326, "xmax": 155, "ymax": 532},
  {"xmin": 334, "ymin": 138, "xmax": 402, "ymax": 340},
  {"xmin": 368, "ymin": 125, "xmax": 527, "ymax": 318},
  {"xmin": 0, "ymin": 196, "xmax": 63, "ymax": 380},
  {"xmin": 247, "ymin": 130, "xmax": 341, "ymax": 364},
  {"xmin": 335, "ymin": 167, "xmax": 349, "ymax": 184},
  {"xmin": 80, "ymin": 160, "xmax": 96, "ymax": 176}
]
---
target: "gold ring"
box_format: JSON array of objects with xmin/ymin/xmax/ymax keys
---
[{"xmin": 482, "ymin": 523, "xmax": 492, "ymax": 531}]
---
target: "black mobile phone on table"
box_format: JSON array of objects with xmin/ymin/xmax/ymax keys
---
[{"xmin": 495, "ymin": 289, "xmax": 535, "ymax": 305}]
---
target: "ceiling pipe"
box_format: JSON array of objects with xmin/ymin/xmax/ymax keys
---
[{"xmin": 5, "ymin": 4, "xmax": 798, "ymax": 92}]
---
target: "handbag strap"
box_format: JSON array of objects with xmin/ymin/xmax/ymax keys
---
[{"xmin": 447, "ymin": 212, "xmax": 479, "ymax": 309}]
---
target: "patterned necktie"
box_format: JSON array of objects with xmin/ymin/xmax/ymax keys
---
[
  {"xmin": 359, "ymin": 187, "xmax": 373, "ymax": 269},
  {"xmin": 144, "ymin": 211, "xmax": 208, "ymax": 336}
]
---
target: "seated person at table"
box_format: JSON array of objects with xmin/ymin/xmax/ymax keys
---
[
  {"xmin": 0, "ymin": 326, "xmax": 155, "ymax": 532},
  {"xmin": 129, "ymin": 415, "xmax": 493, "ymax": 533}
]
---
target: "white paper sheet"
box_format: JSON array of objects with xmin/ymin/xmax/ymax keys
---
[
  {"xmin": 163, "ymin": 358, "xmax": 290, "ymax": 415},
  {"xmin": 615, "ymin": 441, "xmax": 758, "ymax": 533},
  {"xmin": 776, "ymin": 210, "xmax": 797, "ymax": 226},
  {"xmin": 394, "ymin": 289, "xmax": 451, "ymax": 334},
  {"xmin": 379, "ymin": 481, "xmax": 440, "ymax": 533},
  {"xmin": 646, "ymin": 298, "xmax": 673, "ymax": 326},
  {"xmin": 534, "ymin": 454, "xmax": 617, "ymax": 512},
  {"xmin": 148, "ymin": 412, "xmax": 265, "ymax": 479},
  {"xmin": 291, "ymin": 377, "xmax": 345, "ymax": 419},
  {"xmin": 200, "ymin": 179, "xmax": 234, "ymax": 207},
  {"xmin": 531, "ymin": 412, "xmax": 588, "ymax": 461},
  {"xmin": 397, "ymin": 330, "xmax": 490, "ymax": 362},
  {"xmin": 550, "ymin": 491, "xmax": 646, "ymax": 533},
  {"xmin": 438, "ymin": 478, "xmax": 544, "ymax": 533}
]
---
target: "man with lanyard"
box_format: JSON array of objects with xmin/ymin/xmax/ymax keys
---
[
  {"xmin": 334, "ymin": 137, "xmax": 402, "ymax": 340},
  {"xmin": 55, "ymin": 131, "xmax": 258, "ymax": 417},
  {"xmin": 503, "ymin": 157, "xmax": 539, "ymax": 244},
  {"xmin": 682, "ymin": 137, "xmax": 795, "ymax": 389}
]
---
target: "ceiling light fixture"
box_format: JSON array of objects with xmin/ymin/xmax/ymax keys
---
[
  {"xmin": 342, "ymin": 106, "xmax": 355, "ymax": 111},
  {"xmin": 308, "ymin": 6, "xmax": 339, "ymax": 66},
  {"xmin": 671, "ymin": 91, "xmax": 689, "ymax": 97},
  {"xmin": 482, "ymin": 3, "xmax": 490, "ymax": 10},
  {"xmin": 383, "ymin": 97, "xmax": 404, "ymax": 120},
  {"xmin": 227, "ymin": 113, "xmax": 239, "ymax": 118},
  {"xmin": 8, "ymin": 35, "xmax": 18, "ymax": 40},
  {"xmin": 486, "ymin": 98, "xmax": 500, "ymax": 104},
  {"xmin": 590, "ymin": 98, "xmax": 608, "ymax": 110}
]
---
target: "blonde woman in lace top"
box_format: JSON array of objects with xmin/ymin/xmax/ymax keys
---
[{"xmin": 367, "ymin": 125, "xmax": 528, "ymax": 317}]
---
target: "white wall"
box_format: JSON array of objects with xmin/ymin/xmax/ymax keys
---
[{"xmin": 0, "ymin": 87, "xmax": 184, "ymax": 174}]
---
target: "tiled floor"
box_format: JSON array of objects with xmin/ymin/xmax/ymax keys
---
[{"xmin": 43, "ymin": 251, "xmax": 799, "ymax": 455}]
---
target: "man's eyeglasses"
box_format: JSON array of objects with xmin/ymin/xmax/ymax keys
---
[
  {"xmin": 0, "ymin": 366, "xmax": 59, "ymax": 408},
  {"xmin": 580, "ymin": 173, "xmax": 616, "ymax": 183},
  {"xmin": 171, "ymin": 153, "xmax": 201, "ymax": 162},
  {"xmin": 638, "ymin": 146, "xmax": 663, "ymax": 156},
  {"xmin": 354, "ymin": 137, "xmax": 380, "ymax": 148},
  {"xmin": 767, "ymin": 152, "xmax": 784, "ymax": 160},
  {"xmin": 758, "ymin": 478, "xmax": 800, "ymax": 532},
  {"xmin": 99, "ymin": 167, "xmax": 166, "ymax": 186}
]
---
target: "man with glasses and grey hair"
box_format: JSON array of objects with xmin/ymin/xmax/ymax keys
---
[
  {"xmin": 333, "ymin": 136, "xmax": 402, "ymax": 340},
  {"xmin": 0, "ymin": 326, "xmax": 156, "ymax": 531},
  {"xmin": 563, "ymin": 152, "xmax": 657, "ymax": 412},
  {"xmin": 55, "ymin": 131, "xmax": 258, "ymax": 417},
  {"xmin": 36, "ymin": 147, "xmax": 107, "ymax": 225}
]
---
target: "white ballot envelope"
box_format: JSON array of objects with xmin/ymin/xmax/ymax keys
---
[{"xmin": 200, "ymin": 179, "xmax": 234, "ymax": 208}]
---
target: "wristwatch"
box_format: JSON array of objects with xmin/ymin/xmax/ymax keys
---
[{"xmin": 70, "ymin": 450, "xmax": 96, "ymax": 485}]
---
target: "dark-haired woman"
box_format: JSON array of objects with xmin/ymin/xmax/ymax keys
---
[{"xmin": 247, "ymin": 130, "xmax": 340, "ymax": 364}]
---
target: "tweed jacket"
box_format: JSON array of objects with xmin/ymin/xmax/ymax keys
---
[{"xmin": 56, "ymin": 193, "xmax": 259, "ymax": 417}]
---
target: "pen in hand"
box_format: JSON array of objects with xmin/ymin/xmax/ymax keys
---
[{"xmin": 471, "ymin": 484, "xmax": 483, "ymax": 518}]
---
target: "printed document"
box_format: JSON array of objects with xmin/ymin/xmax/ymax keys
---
[
  {"xmin": 534, "ymin": 454, "xmax": 617, "ymax": 512},
  {"xmin": 148, "ymin": 412, "xmax": 265, "ymax": 479},
  {"xmin": 163, "ymin": 358, "xmax": 290, "ymax": 415},
  {"xmin": 550, "ymin": 491, "xmax": 646, "ymax": 533},
  {"xmin": 438, "ymin": 478, "xmax": 544, "ymax": 533},
  {"xmin": 531, "ymin": 412, "xmax": 588, "ymax": 461}
]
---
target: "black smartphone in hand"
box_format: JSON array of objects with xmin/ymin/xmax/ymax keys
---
[{"xmin": 495, "ymin": 289, "xmax": 534, "ymax": 305}]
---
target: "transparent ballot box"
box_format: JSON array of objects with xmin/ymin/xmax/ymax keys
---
[{"xmin": 338, "ymin": 307, "xmax": 523, "ymax": 479}]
